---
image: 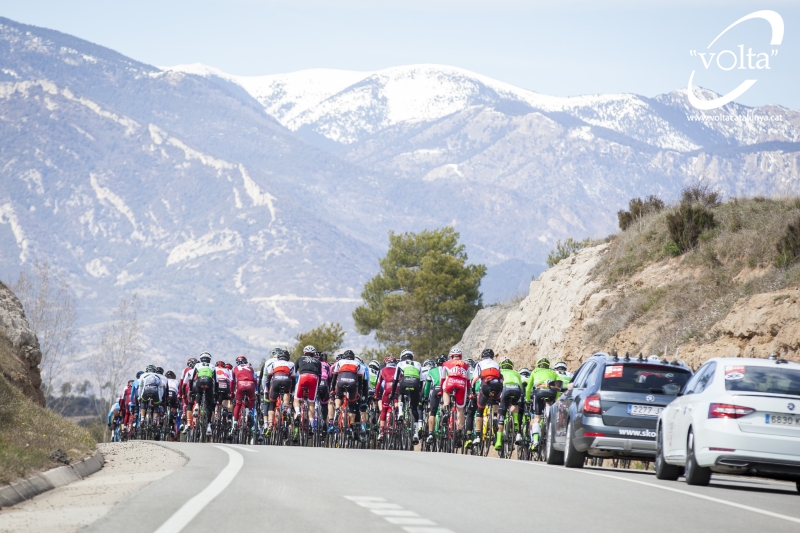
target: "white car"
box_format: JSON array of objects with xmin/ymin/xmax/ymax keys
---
[{"xmin": 655, "ymin": 357, "xmax": 800, "ymax": 492}]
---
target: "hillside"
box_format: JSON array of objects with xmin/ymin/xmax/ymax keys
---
[
  {"xmin": 2, "ymin": 15, "xmax": 800, "ymax": 372},
  {"xmin": 460, "ymin": 195, "xmax": 800, "ymax": 370}
]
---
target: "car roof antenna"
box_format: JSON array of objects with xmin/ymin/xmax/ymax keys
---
[
  {"xmin": 623, "ymin": 351, "xmax": 630, "ymax": 362},
  {"xmin": 768, "ymin": 351, "xmax": 776, "ymax": 360},
  {"xmin": 637, "ymin": 352, "xmax": 644, "ymax": 362},
  {"xmin": 612, "ymin": 349, "xmax": 619, "ymax": 362}
]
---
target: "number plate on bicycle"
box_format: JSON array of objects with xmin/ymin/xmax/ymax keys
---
[{"xmin": 627, "ymin": 404, "xmax": 663, "ymax": 417}]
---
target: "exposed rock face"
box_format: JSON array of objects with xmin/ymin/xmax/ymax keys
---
[
  {"xmin": 0, "ymin": 281, "xmax": 45, "ymax": 406},
  {"xmin": 460, "ymin": 245, "xmax": 800, "ymax": 371},
  {"xmin": 460, "ymin": 244, "xmax": 608, "ymax": 367}
]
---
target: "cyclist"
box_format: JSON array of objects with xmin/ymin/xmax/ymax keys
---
[
  {"xmin": 368, "ymin": 360, "xmax": 381, "ymax": 393},
  {"xmin": 191, "ymin": 352, "xmax": 217, "ymax": 435},
  {"xmin": 165, "ymin": 370, "xmax": 181, "ymax": 437},
  {"xmin": 423, "ymin": 355, "xmax": 446, "ymax": 446},
  {"xmin": 374, "ymin": 355, "xmax": 399, "ymax": 442},
  {"xmin": 472, "ymin": 349, "xmax": 503, "ymax": 448},
  {"xmin": 496, "ymin": 358, "xmax": 524, "ymax": 449},
  {"xmin": 393, "ymin": 349, "xmax": 423, "ymax": 444},
  {"xmin": 420, "ymin": 359, "xmax": 433, "ymax": 388},
  {"xmin": 214, "ymin": 360, "xmax": 233, "ymax": 415},
  {"xmin": 232, "ymin": 356, "xmax": 257, "ymax": 431},
  {"xmin": 525, "ymin": 356, "xmax": 560, "ymax": 450},
  {"xmin": 464, "ymin": 359, "xmax": 482, "ymax": 448},
  {"xmin": 260, "ymin": 348, "xmax": 281, "ymax": 435},
  {"xmin": 181, "ymin": 358, "xmax": 197, "ymax": 432},
  {"xmin": 265, "ymin": 349, "xmax": 296, "ymax": 433},
  {"xmin": 356, "ymin": 355, "xmax": 370, "ymax": 440},
  {"xmin": 554, "ymin": 360, "xmax": 573, "ymax": 382},
  {"xmin": 130, "ymin": 370, "xmax": 144, "ymax": 429},
  {"xmin": 441, "ymin": 347, "xmax": 470, "ymax": 438},
  {"xmin": 293, "ymin": 346, "xmax": 321, "ymax": 435},
  {"xmin": 138, "ymin": 364, "xmax": 166, "ymax": 427},
  {"xmin": 330, "ymin": 350, "xmax": 365, "ymax": 438},
  {"xmin": 317, "ymin": 352, "xmax": 332, "ymax": 429}
]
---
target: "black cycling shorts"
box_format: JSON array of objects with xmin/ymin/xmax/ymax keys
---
[
  {"xmin": 498, "ymin": 385, "xmax": 522, "ymax": 417},
  {"xmin": 477, "ymin": 378, "xmax": 503, "ymax": 409},
  {"xmin": 428, "ymin": 386, "xmax": 442, "ymax": 415},
  {"xmin": 141, "ymin": 385, "xmax": 161, "ymax": 405},
  {"xmin": 317, "ymin": 383, "xmax": 330, "ymax": 404},
  {"xmin": 533, "ymin": 388, "xmax": 557, "ymax": 416},
  {"xmin": 335, "ymin": 372, "xmax": 359, "ymax": 403},
  {"xmin": 269, "ymin": 376, "xmax": 293, "ymax": 402}
]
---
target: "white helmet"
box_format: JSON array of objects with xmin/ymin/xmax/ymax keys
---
[{"xmin": 448, "ymin": 347, "xmax": 463, "ymax": 359}]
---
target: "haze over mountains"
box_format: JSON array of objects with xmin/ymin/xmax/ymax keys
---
[{"xmin": 1, "ymin": 16, "xmax": 799, "ymax": 372}]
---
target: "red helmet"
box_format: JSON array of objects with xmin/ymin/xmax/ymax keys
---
[
  {"xmin": 225, "ymin": 363, "xmax": 233, "ymax": 370},
  {"xmin": 236, "ymin": 356, "xmax": 247, "ymax": 366},
  {"xmin": 384, "ymin": 356, "xmax": 398, "ymax": 366},
  {"xmin": 215, "ymin": 361, "xmax": 225, "ymax": 368}
]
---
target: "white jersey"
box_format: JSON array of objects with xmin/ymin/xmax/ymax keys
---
[
  {"xmin": 167, "ymin": 378, "xmax": 180, "ymax": 395},
  {"xmin": 268, "ymin": 359, "xmax": 296, "ymax": 378},
  {"xmin": 137, "ymin": 372, "xmax": 165, "ymax": 400},
  {"xmin": 473, "ymin": 359, "xmax": 501, "ymax": 383}
]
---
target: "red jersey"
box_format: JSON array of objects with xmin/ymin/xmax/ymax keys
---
[
  {"xmin": 374, "ymin": 365, "xmax": 399, "ymax": 397},
  {"xmin": 442, "ymin": 359, "xmax": 470, "ymax": 382},
  {"xmin": 232, "ymin": 364, "xmax": 256, "ymax": 386}
]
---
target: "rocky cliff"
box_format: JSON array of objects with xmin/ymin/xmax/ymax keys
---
[
  {"xmin": 0, "ymin": 281, "xmax": 45, "ymax": 406},
  {"xmin": 460, "ymin": 198, "xmax": 800, "ymax": 371}
]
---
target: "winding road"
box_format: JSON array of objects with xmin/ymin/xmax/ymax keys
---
[{"xmin": 81, "ymin": 443, "xmax": 800, "ymax": 533}]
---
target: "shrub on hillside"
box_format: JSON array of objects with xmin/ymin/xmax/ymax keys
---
[
  {"xmin": 665, "ymin": 202, "xmax": 716, "ymax": 253},
  {"xmin": 617, "ymin": 195, "xmax": 665, "ymax": 231},
  {"xmin": 546, "ymin": 237, "xmax": 591, "ymax": 267},
  {"xmin": 775, "ymin": 216, "xmax": 800, "ymax": 268},
  {"xmin": 681, "ymin": 183, "xmax": 722, "ymax": 207}
]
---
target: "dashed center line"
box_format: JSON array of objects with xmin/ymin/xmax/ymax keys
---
[{"xmin": 344, "ymin": 496, "xmax": 456, "ymax": 533}]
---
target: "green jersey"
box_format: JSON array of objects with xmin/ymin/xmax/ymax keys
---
[
  {"xmin": 195, "ymin": 362, "xmax": 214, "ymax": 379},
  {"xmin": 526, "ymin": 367, "xmax": 559, "ymax": 401},
  {"xmin": 556, "ymin": 372, "xmax": 572, "ymax": 385},
  {"xmin": 500, "ymin": 368, "xmax": 522, "ymax": 388},
  {"xmin": 423, "ymin": 366, "xmax": 442, "ymax": 397},
  {"xmin": 369, "ymin": 372, "xmax": 378, "ymax": 389}
]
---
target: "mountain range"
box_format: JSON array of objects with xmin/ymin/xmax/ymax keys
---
[{"xmin": 1, "ymin": 16, "xmax": 799, "ymax": 374}]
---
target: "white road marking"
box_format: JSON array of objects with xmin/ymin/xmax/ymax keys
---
[
  {"xmin": 154, "ymin": 445, "xmax": 244, "ymax": 533},
  {"xmin": 528, "ymin": 462, "xmax": 800, "ymax": 525},
  {"xmin": 344, "ymin": 496, "xmax": 456, "ymax": 533},
  {"xmin": 223, "ymin": 444, "xmax": 259, "ymax": 453}
]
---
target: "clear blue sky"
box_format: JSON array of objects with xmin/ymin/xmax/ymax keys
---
[{"xmin": 2, "ymin": 0, "xmax": 798, "ymax": 108}]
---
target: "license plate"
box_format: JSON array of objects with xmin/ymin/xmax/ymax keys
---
[
  {"xmin": 765, "ymin": 414, "xmax": 800, "ymax": 426},
  {"xmin": 627, "ymin": 404, "xmax": 663, "ymax": 417}
]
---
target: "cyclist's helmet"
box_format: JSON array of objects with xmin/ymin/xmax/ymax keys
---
[
  {"xmin": 155, "ymin": 367, "xmax": 164, "ymax": 375},
  {"xmin": 165, "ymin": 370, "xmax": 176, "ymax": 379},
  {"xmin": 199, "ymin": 352, "xmax": 212, "ymax": 363},
  {"xmin": 145, "ymin": 364, "xmax": 156, "ymax": 373},
  {"xmin": 270, "ymin": 348, "xmax": 281, "ymax": 359},
  {"xmin": 436, "ymin": 354, "xmax": 447, "ymax": 366},
  {"xmin": 384, "ymin": 356, "xmax": 398, "ymax": 366},
  {"xmin": 369, "ymin": 360, "xmax": 381, "ymax": 373},
  {"xmin": 536, "ymin": 356, "xmax": 551, "ymax": 369},
  {"xmin": 499, "ymin": 358, "xmax": 513, "ymax": 370},
  {"xmin": 519, "ymin": 367, "xmax": 532, "ymax": 379},
  {"xmin": 466, "ymin": 358, "xmax": 476, "ymax": 368},
  {"xmin": 136, "ymin": 371, "xmax": 144, "ymax": 378},
  {"xmin": 303, "ymin": 345, "xmax": 316, "ymax": 355},
  {"xmin": 335, "ymin": 353, "xmax": 344, "ymax": 361},
  {"xmin": 225, "ymin": 363, "xmax": 233, "ymax": 370},
  {"xmin": 343, "ymin": 350, "xmax": 355, "ymax": 360},
  {"xmin": 277, "ymin": 350, "xmax": 290, "ymax": 361},
  {"xmin": 236, "ymin": 356, "xmax": 247, "ymax": 366},
  {"xmin": 127, "ymin": 379, "xmax": 134, "ymax": 387},
  {"xmin": 215, "ymin": 361, "xmax": 225, "ymax": 368},
  {"xmin": 422, "ymin": 359, "xmax": 434, "ymax": 369},
  {"xmin": 553, "ymin": 360, "xmax": 568, "ymax": 372},
  {"xmin": 186, "ymin": 358, "xmax": 195, "ymax": 367},
  {"xmin": 448, "ymin": 347, "xmax": 463, "ymax": 359},
  {"xmin": 318, "ymin": 352, "xmax": 328, "ymax": 362},
  {"xmin": 400, "ymin": 349, "xmax": 414, "ymax": 361},
  {"xmin": 481, "ymin": 348, "xmax": 495, "ymax": 359}
]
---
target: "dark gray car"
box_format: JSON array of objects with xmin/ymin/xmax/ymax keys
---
[{"xmin": 546, "ymin": 352, "xmax": 692, "ymax": 467}]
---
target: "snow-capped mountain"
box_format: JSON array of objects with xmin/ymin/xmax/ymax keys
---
[{"xmin": 2, "ymin": 16, "xmax": 800, "ymax": 374}]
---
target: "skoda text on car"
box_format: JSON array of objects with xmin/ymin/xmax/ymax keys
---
[
  {"xmin": 655, "ymin": 357, "xmax": 800, "ymax": 489},
  {"xmin": 548, "ymin": 352, "xmax": 692, "ymax": 467}
]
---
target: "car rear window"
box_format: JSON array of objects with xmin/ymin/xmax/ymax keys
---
[
  {"xmin": 724, "ymin": 366, "xmax": 800, "ymax": 396},
  {"xmin": 601, "ymin": 364, "xmax": 691, "ymax": 395}
]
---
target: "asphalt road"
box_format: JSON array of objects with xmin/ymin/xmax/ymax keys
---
[{"xmin": 84, "ymin": 443, "xmax": 800, "ymax": 533}]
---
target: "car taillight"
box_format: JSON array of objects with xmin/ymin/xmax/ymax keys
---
[
  {"xmin": 584, "ymin": 394, "xmax": 602, "ymax": 415},
  {"xmin": 584, "ymin": 432, "xmax": 606, "ymax": 437},
  {"xmin": 708, "ymin": 403, "xmax": 755, "ymax": 419}
]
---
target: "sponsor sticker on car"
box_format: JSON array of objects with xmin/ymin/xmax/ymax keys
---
[
  {"xmin": 605, "ymin": 365, "xmax": 623, "ymax": 378},
  {"xmin": 725, "ymin": 365, "xmax": 745, "ymax": 380}
]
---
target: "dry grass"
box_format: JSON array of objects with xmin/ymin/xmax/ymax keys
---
[
  {"xmin": 0, "ymin": 335, "xmax": 95, "ymax": 484},
  {"xmin": 588, "ymin": 197, "xmax": 800, "ymax": 352}
]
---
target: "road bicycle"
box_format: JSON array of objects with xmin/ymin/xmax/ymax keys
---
[
  {"xmin": 397, "ymin": 392, "xmax": 415, "ymax": 451},
  {"xmin": 333, "ymin": 394, "xmax": 356, "ymax": 449},
  {"xmin": 516, "ymin": 404, "xmax": 532, "ymax": 461}
]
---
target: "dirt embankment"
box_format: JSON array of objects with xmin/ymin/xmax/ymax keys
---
[{"xmin": 461, "ymin": 198, "xmax": 800, "ymax": 370}]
